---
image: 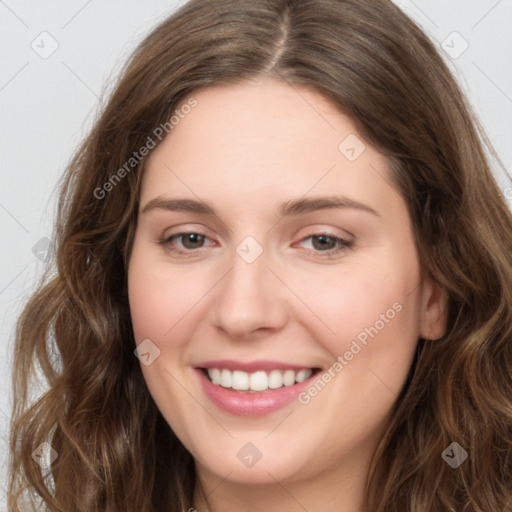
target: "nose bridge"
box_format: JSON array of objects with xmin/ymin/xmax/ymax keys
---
[{"xmin": 211, "ymin": 238, "xmax": 288, "ymax": 336}]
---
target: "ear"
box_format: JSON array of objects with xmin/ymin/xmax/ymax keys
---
[{"xmin": 419, "ymin": 275, "xmax": 448, "ymax": 340}]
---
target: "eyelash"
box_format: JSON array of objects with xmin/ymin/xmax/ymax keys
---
[{"xmin": 158, "ymin": 231, "xmax": 354, "ymax": 258}]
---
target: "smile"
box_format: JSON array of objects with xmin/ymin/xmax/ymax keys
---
[{"xmin": 195, "ymin": 360, "xmax": 322, "ymax": 416}]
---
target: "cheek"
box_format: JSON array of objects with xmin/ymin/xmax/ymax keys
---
[
  {"xmin": 128, "ymin": 274, "xmax": 170, "ymax": 345},
  {"xmin": 128, "ymin": 242, "xmax": 206, "ymax": 345},
  {"xmin": 288, "ymin": 251, "xmax": 422, "ymax": 380}
]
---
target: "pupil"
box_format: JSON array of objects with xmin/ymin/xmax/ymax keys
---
[{"xmin": 183, "ymin": 233, "xmax": 204, "ymax": 249}]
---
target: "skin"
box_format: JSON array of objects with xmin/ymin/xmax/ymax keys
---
[{"xmin": 128, "ymin": 78, "xmax": 447, "ymax": 512}]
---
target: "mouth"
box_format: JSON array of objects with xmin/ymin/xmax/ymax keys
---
[
  {"xmin": 194, "ymin": 361, "xmax": 323, "ymax": 416},
  {"xmin": 199, "ymin": 367, "xmax": 322, "ymax": 393}
]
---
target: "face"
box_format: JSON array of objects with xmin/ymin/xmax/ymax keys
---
[{"xmin": 128, "ymin": 78, "xmax": 445, "ymax": 492}]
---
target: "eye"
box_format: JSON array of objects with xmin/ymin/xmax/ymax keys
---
[
  {"xmin": 297, "ymin": 233, "xmax": 353, "ymax": 256},
  {"xmin": 158, "ymin": 231, "xmax": 352, "ymax": 258},
  {"xmin": 159, "ymin": 231, "xmax": 215, "ymax": 254}
]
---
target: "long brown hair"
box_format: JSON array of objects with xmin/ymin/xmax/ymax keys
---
[{"xmin": 9, "ymin": 0, "xmax": 512, "ymax": 510}]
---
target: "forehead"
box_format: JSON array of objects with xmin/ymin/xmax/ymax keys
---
[
  {"xmin": 164, "ymin": 78, "xmax": 352, "ymax": 168},
  {"xmin": 141, "ymin": 78, "xmax": 403, "ymax": 221}
]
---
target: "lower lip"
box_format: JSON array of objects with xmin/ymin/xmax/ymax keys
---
[{"xmin": 195, "ymin": 368, "xmax": 318, "ymax": 417}]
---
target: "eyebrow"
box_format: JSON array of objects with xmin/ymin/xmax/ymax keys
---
[{"xmin": 141, "ymin": 195, "xmax": 380, "ymax": 217}]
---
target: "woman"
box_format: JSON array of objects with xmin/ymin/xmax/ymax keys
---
[{"xmin": 9, "ymin": 0, "xmax": 512, "ymax": 511}]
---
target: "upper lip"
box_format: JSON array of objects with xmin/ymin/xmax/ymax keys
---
[{"xmin": 195, "ymin": 359, "xmax": 319, "ymax": 373}]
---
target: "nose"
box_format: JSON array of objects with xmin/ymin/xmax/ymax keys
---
[{"xmin": 210, "ymin": 245, "xmax": 289, "ymax": 340}]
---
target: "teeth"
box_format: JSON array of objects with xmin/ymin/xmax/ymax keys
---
[
  {"xmin": 295, "ymin": 369, "xmax": 310, "ymax": 383},
  {"xmin": 268, "ymin": 369, "xmax": 283, "ymax": 389},
  {"xmin": 249, "ymin": 371, "xmax": 268, "ymax": 391},
  {"xmin": 210, "ymin": 368, "xmax": 221, "ymax": 385},
  {"xmin": 206, "ymin": 367, "xmax": 313, "ymax": 392},
  {"xmin": 220, "ymin": 369, "xmax": 232, "ymax": 388},
  {"xmin": 232, "ymin": 370, "xmax": 249, "ymax": 390}
]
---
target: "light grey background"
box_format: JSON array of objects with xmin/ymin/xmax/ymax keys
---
[{"xmin": 1, "ymin": 0, "xmax": 511, "ymax": 506}]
